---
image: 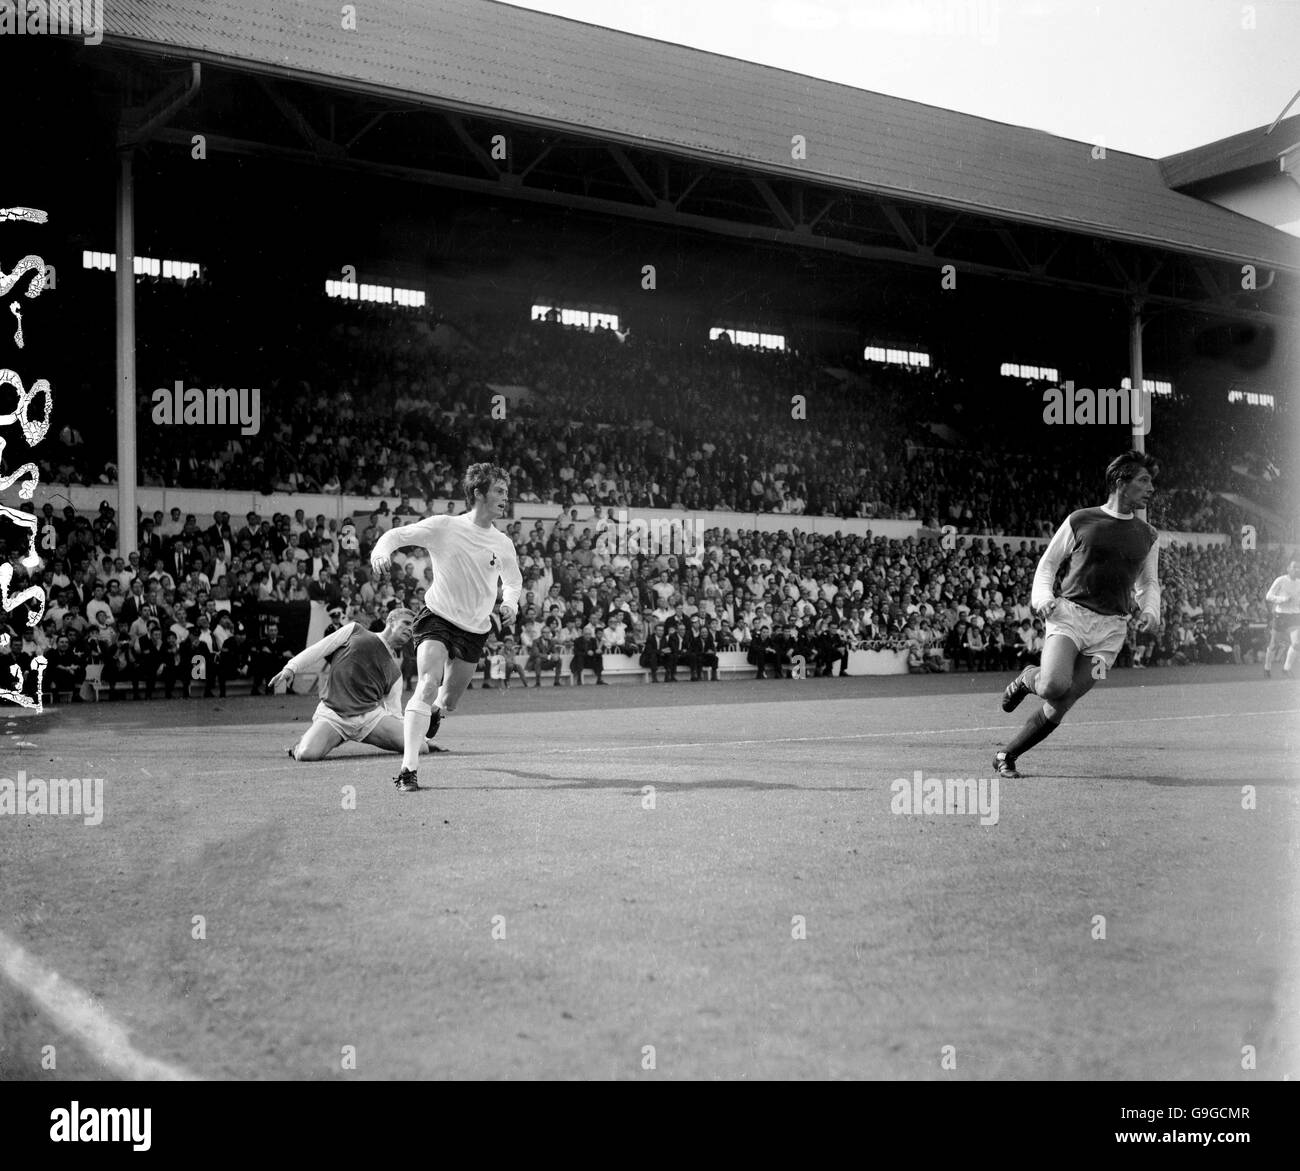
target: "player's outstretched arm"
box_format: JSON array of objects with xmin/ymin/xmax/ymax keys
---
[
  {"xmin": 370, "ymin": 520, "xmax": 441, "ymax": 575},
  {"xmin": 270, "ymin": 621, "xmax": 356, "ymax": 691}
]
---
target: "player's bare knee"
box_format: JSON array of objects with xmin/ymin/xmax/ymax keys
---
[
  {"xmin": 1039, "ymin": 676, "xmax": 1071, "ymax": 702},
  {"xmin": 295, "ymin": 745, "xmax": 324, "ymax": 762}
]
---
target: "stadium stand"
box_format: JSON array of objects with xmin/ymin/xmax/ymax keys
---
[{"xmin": 36, "ymin": 292, "xmax": 1292, "ymax": 541}]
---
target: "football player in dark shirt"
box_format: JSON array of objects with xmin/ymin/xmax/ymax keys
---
[
  {"xmin": 273, "ymin": 607, "xmax": 440, "ymax": 765},
  {"xmin": 995, "ymin": 450, "xmax": 1160, "ymax": 778}
]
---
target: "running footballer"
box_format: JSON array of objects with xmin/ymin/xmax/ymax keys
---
[
  {"xmin": 1264, "ymin": 559, "xmax": 1300, "ymax": 680},
  {"xmin": 995, "ymin": 449, "xmax": 1161, "ymax": 778},
  {"xmin": 369, "ymin": 463, "xmax": 523, "ymax": 793}
]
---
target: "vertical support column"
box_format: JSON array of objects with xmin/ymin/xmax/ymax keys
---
[
  {"xmin": 1128, "ymin": 297, "xmax": 1147, "ymax": 523},
  {"xmin": 1128, "ymin": 297, "xmax": 1145, "ymax": 455},
  {"xmin": 115, "ymin": 148, "xmax": 138, "ymax": 559}
]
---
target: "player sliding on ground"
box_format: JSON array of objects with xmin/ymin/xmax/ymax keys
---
[
  {"xmin": 273, "ymin": 607, "xmax": 442, "ymax": 761},
  {"xmin": 369, "ymin": 463, "xmax": 523, "ymax": 793},
  {"xmin": 1263, "ymin": 559, "xmax": 1300, "ymax": 679},
  {"xmin": 995, "ymin": 449, "xmax": 1161, "ymax": 778}
]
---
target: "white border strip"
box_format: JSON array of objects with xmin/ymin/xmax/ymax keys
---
[{"xmin": 0, "ymin": 932, "xmax": 197, "ymax": 1081}]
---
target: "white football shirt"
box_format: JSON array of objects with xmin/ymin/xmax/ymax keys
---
[
  {"xmin": 374, "ymin": 514, "xmax": 522, "ymax": 633},
  {"xmin": 1266, "ymin": 574, "xmax": 1300, "ymax": 615}
]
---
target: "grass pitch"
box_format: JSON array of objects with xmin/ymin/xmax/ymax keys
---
[{"xmin": 1, "ymin": 666, "xmax": 1296, "ymax": 1080}]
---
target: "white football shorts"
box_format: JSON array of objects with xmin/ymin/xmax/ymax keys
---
[{"xmin": 1044, "ymin": 598, "xmax": 1129, "ymax": 669}]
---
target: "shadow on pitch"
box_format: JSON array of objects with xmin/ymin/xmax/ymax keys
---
[
  {"xmin": 461, "ymin": 767, "xmax": 869, "ymax": 792},
  {"xmin": 1140, "ymin": 775, "xmax": 1298, "ymax": 788},
  {"xmin": 278, "ymin": 756, "xmax": 869, "ymax": 790},
  {"xmin": 1044, "ymin": 773, "xmax": 1298, "ymax": 788}
]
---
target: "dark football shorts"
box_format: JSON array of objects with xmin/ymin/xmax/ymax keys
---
[
  {"xmin": 412, "ymin": 607, "xmax": 490, "ymax": 662},
  {"xmin": 1272, "ymin": 611, "xmax": 1300, "ymax": 635}
]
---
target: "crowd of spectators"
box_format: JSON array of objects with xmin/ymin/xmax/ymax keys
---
[
  {"xmin": 36, "ymin": 289, "xmax": 1292, "ymax": 540},
  {"xmin": 0, "ymin": 494, "xmax": 1288, "ymax": 706}
]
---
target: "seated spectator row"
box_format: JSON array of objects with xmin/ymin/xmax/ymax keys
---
[{"xmin": 0, "ymin": 497, "xmax": 1286, "ymax": 706}]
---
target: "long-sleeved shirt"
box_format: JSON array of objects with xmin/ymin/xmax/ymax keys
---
[
  {"xmin": 1265, "ymin": 574, "xmax": 1300, "ymax": 614},
  {"xmin": 1032, "ymin": 504, "xmax": 1160, "ymax": 622},
  {"xmin": 371, "ymin": 514, "xmax": 522, "ymax": 634}
]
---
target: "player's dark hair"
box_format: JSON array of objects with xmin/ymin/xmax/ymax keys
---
[
  {"xmin": 463, "ymin": 462, "xmax": 510, "ymax": 508},
  {"xmin": 1104, "ymin": 449, "xmax": 1159, "ymax": 496}
]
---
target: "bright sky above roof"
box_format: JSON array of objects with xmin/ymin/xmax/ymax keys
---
[{"xmin": 499, "ymin": 0, "xmax": 1300, "ymax": 159}]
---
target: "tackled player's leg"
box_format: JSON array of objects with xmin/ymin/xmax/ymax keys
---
[
  {"xmin": 289, "ymin": 719, "xmax": 346, "ymax": 762},
  {"xmin": 362, "ymin": 714, "xmax": 440, "ymax": 756}
]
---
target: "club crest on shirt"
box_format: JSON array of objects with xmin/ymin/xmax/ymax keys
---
[{"xmin": 489, "ymin": 553, "xmax": 499, "ymax": 568}]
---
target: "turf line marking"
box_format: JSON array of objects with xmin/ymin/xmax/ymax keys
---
[
  {"xmin": 470, "ymin": 706, "xmax": 1300, "ymax": 755},
  {"xmin": 184, "ymin": 707, "xmax": 1299, "ymax": 777},
  {"xmin": 0, "ymin": 930, "xmax": 198, "ymax": 1081}
]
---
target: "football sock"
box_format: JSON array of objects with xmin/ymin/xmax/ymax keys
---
[
  {"xmin": 403, "ymin": 699, "xmax": 432, "ymax": 772},
  {"xmin": 1003, "ymin": 705, "xmax": 1060, "ymax": 761},
  {"xmin": 1286, "ymin": 646, "xmax": 1298, "ymax": 674}
]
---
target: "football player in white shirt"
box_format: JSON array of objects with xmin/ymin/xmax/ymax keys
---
[
  {"xmin": 370, "ymin": 464, "xmax": 523, "ymax": 793},
  {"xmin": 1264, "ymin": 559, "xmax": 1300, "ymax": 679}
]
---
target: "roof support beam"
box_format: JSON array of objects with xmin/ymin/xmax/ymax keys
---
[
  {"xmin": 607, "ymin": 145, "xmax": 660, "ymax": 207},
  {"xmin": 806, "ymin": 195, "xmax": 840, "ymax": 230},
  {"xmin": 1136, "ymin": 257, "xmax": 1164, "ymax": 293},
  {"xmin": 443, "ymin": 113, "xmax": 501, "ymax": 178},
  {"xmin": 1036, "ymin": 241, "xmax": 1063, "ymax": 276},
  {"xmin": 1194, "ymin": 263, "xmax": 1225, "ymax": 299},
  {"xmin": 881, "ymin": 203, "xmax": 918, "ymax": 252},
  {"xmin": 996, "ymin": 228, "xmax": 1032, "ymax": 273},
  {"xmin": 257, "ymin": 78, "xmax": 345, "ymax": 157},
  {"xmin": 751, "ymin": 177, "xmax": 795, "ymax": 231},
  {"xmin": 119, "ymin": 61, "xmax": 202, "ymax": 147},
  {"xmin": 928, "ymin": 213, "xmax": 960, "ymax": 254},
  {"xmin": 673, "ymin": 171, "xmax": 704, "ymax": 210},
  {"xmin": 1100, "ymin": 246, "xmax": 1135, "ymax": 290},
  {"xmin": 518, "ymin": 143, "xmax": 553, "ymax": 180},
  {"xmin": 344, "ymin": 110, "xmax": 388, "ymax": 151}
]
